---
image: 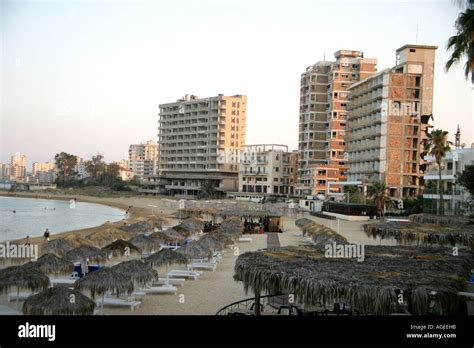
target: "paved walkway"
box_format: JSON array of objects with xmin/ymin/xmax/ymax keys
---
[{"xmin": 266, "ymin": 233, "xmax": 281, "ymax": 248}]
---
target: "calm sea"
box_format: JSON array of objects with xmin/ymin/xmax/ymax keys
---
[{"xmin": 0, "ymin": 196, "xmax": 125, "ymax": 241}]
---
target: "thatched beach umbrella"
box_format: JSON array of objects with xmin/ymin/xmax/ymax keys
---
[
  {"xmin": 41, "ymin": 238, "xmax": 75, "ymax": 256},
  {"xmin": 218, "ymin": 218, "xmax": 243, "ymax": 240},
  {"xmin": 179, "ymin": 217, "xmax": 205, "ymax": 234},
  {"xmin": 111, "ymin": 260, "xmax": 158, "ymax": 286},
  {"xmin": 364, "ymin": 221, "xmax": 474, "ymax": 248},
  {"xmin": 74, "ymin": 267, "xmax": 134, "ymax": 313},
  {"xmin": 144, "ymin": 249, "xmax": 188, "ymax": 268},
  {"xmin": 145, "ymin": 249, "xmax": 188, "ymax": 286},
  {"xmin": 234, "ymin": 244, "xmax": 472, "ymax": 315},
  {"xmin": 195, "ymin": 234, "xmax": 226, "ymax": 251},
  {"xmin": 177, "ymin": 241, "xmax": 213, "ymax": 259},
  {"xmin": 129, "ymin": 234, "xmax": 162, "ymax": 252},
  {"xmin": 86, "ymin": 228, "xmax": 130, "ymax": 248},
  {"xmin": 23, "ymin": 287, "xmax": 96, "ymax": 315},
  {"xmin": 295, "ymin": 218, "xmax": 314, "ymax": 229},
  {"xmin": 209, "ymin": 232, "xmax": 235, "ymax": 246},
  {"xmin": 23, "ymin": 253, "xmax": 74, "ymax": 275},
  {"xmin": 63, "ymin": 234, "xmax": 95, "ymax": 248},
  {"xmin": 160, "ymin": 228, "xmax": 187, "ymax": 242},
  {"xmin": 102, "ymin": 239, "xmax": 141, "ymax": 258},
  {"xmin": 149, "ymin": 231, "xmax": 180, "ymax": 245},
  {"xmin": 0, "ymin": 265, "xmax": 50, "ymax": 306},
  {"xmin": 119, "ymin": 221, "xmax": 154, "ymax": 235},
  {"xmin": 64, "ymin": 245, "xmax": 107, "ymax": 263}
]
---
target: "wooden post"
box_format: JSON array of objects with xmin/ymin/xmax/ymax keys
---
[{"xmin": 255, "ymin": 292, "xmax": 261, "ymax": 315}]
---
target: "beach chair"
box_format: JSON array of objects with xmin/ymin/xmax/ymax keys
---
[
  {"xmin": 49, "ymin": 272, "xmax": 80, "ymax": 286},
  {"xmin": 97, "ymin": 297, "xmax": 141, "ymax": 311},
  {"xmin": 7, "ymin": 292, "xmax": 33, "ymax": 302},
  {"xmin": 187, "ymin": 262, "xmax": 217, "ymax": 271},
  {"xmin": 167, "ymin": 270, "xmax": 201, "ymax": 280},
  {"xmin": 238, "ymin": 237, "xmax": 252, "ymax": 243},
  {"xmin": 139, "ymin": 284, "xmax": 177, "ymax": 295},
  {"xmin": 154, "ymin": 277, "xmax": 186, "ymax": 286},
  {"xmin": 0, "ymin": 305, "xmax": 21, "ymax": 315},
  {"xmin": 160, "ymin": 245, "xmax": 179, "ymax": 251}
]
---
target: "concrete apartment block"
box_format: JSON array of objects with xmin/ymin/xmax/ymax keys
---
[
  {"xmin": 149, "ymin": 94, "xmax": 247, "ymax": 198},
  {"xmin": 296, "ymin": 50, "xmax": 377, "ymax": 197},
  {"xmin": 347, "ymin": 44, "xmax": 437, "ymax": 198},
  {"xmin": 238, "ymin": 144, "xmax": 297, "ymax": 196}
]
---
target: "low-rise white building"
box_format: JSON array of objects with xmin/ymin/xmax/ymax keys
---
[
  {"xmin": 238, "ymin": 144, "xmax": 297, "ymax": 196},
  {"xmin": 423, "ymin": 146, "xmax": 474, "ymax": 214}
]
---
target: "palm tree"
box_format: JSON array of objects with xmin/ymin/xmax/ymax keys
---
[
  {"xmin": 425, "ymin": 129, "xmax": 453, "ymax": 215},
  {"xmin": 367, "ymin": 182, "xmax": 389, "ymax": 219},
  {"xmin": 445, "ymin": 1, "xmax": 474, "ymax": 80}
]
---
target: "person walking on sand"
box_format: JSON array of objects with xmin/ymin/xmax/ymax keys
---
[{"xmin": 43, "ymin": 228, "xmax": 50, "ymax": 242}]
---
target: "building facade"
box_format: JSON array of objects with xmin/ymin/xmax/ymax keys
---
[
  {"xmin": 32, "ymin": 162, "xmax": 56, "ymax": 183},
  {"xmin": 147, "ymin": 94, "xmax": 247, "ymax": 198},
  {"xmin": 10, "ymin": 153, "xmax": 27, "ymax": 179},
  {"xmin": 423, "ymin": 146, "xmax": 474, "ymax": 214},
  {"xmin": 128, "ymin": 140, "xmax": 159, "ymax": 180},
  {"xmin": 238, "ymin": 144, "xmax": 296, "ymax": 196},
  {"xmin": 114, "ymin": 160, "xmax": 134, "ymax": 181},
  {"xmin": 296, "ymin": 50, "xmax": 377, "ymax": 197},
  {"xmin": 347, "ymin": 44, "xmax": 437, "ymax": 198}
]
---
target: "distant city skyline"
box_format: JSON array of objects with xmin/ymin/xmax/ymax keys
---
[{"xmin": 1, "ymin": 0, "xmax": 472, "ymax": 167}]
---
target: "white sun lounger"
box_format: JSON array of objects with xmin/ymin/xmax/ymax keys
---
[
  {"xmin": 97, "ymin": 297, "xmax": 141, "ymax": 311},
  {"xmin": 0, "ymin": 305, "xmax": 21, "ymax": 315},
  {"xmin": 140, "ymin": 285, "xmax": 177, "ymax": 295},
  {"xmin": 238, "ymin": 237, "xmax": 252, "ymax": 242},
  {"xmin": 8, "ymin": 292, "xmax": 33, "ymax": 302},
  {"xmin": 154, "ymin": 278, "xmax": 186, "ymax": 286},
  {"xmin": 160, "ymin": 245, "xmax": 180, "ymax": 250},
  {"xmin": 167, "ymin": 270, "xmax": 201, "ymax": 280},
  {"xmin": 49, "ymin": 273, "xmax": 80, "ymax": 286},
  {"xmin": 187, "ymin": 262, "xmax": 217, "ymax": 271}
]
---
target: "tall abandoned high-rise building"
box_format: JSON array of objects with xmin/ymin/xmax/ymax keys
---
[
  {"xmin": 347, "ymin": 44, "xmax": 437, "ymax": 198},
  {"xmin": 296, "ymin": 50, "xmax": 377, "ymax": 196}
]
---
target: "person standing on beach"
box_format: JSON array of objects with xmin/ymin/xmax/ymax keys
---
[
  {"xmin": 25, "ymin": 236, "xmax": 30, "ymax": 246},
  {"xmin": 43, "ymin": 228, "xmax": 50, "ymax": 242}
]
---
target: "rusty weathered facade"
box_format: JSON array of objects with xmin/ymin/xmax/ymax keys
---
[
  {"xmin": 347, "ymin": 45, "xmax": 437, "ymax": 198},
  {"xmin": 296, "ymin": 50, "xmax": 377, "ymax": 196}
]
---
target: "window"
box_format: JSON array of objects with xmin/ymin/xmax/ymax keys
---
[
  {"xmin": 447, "ymin": 162, "xmax": 453, "ymax": 170},
  {"xmin": 409, "ymin": 48, "xmax": 416, "ymax": 53}
]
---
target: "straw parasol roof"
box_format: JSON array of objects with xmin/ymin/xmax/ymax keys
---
[
  {"xmin": 149, "ymin": 231, "xmax": 180, "ymax": 244},
  {"xmin": 410, "ymin": 214, "xmax": 470, "ymax": 226},
  {"xmin": 217, "ymin": 217, "xmax": 244, "ymax": 240},
  {"xmin": 85, "ymin": 228, "xmax": 130, "ymax": 248},
  {"xmin": 119, "ymin": 221, "xmax": 154, "ymax": 235},
  {"xmin": 295, "ymin": 218, "xmax": 314, "ymax": 229},
  {"xmin": 208, "ymin": 232, "xmax": 235, "ymax": 246},
  {"xmin": 177, "ymin": 241, "xmax": 213, "ymax": 259},
  {"xmin": 234, "ymin": 244, "xmax": 472, "ymax": 315},
  {"xmin": 74, "ymin": 267, "xmax": 134, "ymax": 298},
  {"xmin": 364, "ymin": 221, "xmax": 474, "ymax": 248},
  {"xmin": 144, "ymin": 249, "xmax": 188, "ymax": 268},
  {"xmin": 41, "ymin": 238, "xmax": 75, "ymax": 256},
  {"xmin": 145, "ymin": 214, "xmax": 171, "ymax": 227},
  {"xmin": 195, "ymin": 234, "xmax": 226, "ymax": 251},
  {"xmin": 102, "ymin": 239, "xmax": 141, "ymax": 258},
  {"xmin": 295, "ymin": 219, "xmax": 348, "ymax": 247},
  {"xmin": 62, "ymin": 234, "xmax": 96, "ymax": 248},
  {"xmin": 64, "ymin": 245, "xmax": 108, "ymax": 263},
  {"xmin": 160, "ymin": 228, "xmax": 187, "ymax": 242},
  {"xmin": 179, "ymin": 217, "xmax": 205, "ymax": 234},
  {"xmin": 0, "ymin": 265, "xmax": 50, "ymax": 293},
  {"xmin": 22, "ymin": 287, "xmax": 96, "ymax": 315},
  {"xmin": 23, "ymin": 253, "xmax": 74, "ymax": 275},
  {"xmin": 129, "ymin": 234, "xmax": 162, "ymax": 252},
  {"xmin": 111, "ymin": 260, "xmax": 158, "ymax": 286}
]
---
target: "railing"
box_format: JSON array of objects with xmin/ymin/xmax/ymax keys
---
[{"xmin": 216, "ymin": 294, "xmax": 302, "ymax": 316}]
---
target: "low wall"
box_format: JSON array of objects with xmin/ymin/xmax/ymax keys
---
[{"xmin": 322, "ymin": 211, "xmax": 371, "ymax": 221}]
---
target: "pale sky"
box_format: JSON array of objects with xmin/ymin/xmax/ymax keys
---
[{"xmin": 1, "ymin": 0, "xmax": 472, "ymax": 167}]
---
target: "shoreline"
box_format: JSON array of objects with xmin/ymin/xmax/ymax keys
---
[{"xmin": 0, "ymin": 191, "xmax": 173, "ymax": 245}]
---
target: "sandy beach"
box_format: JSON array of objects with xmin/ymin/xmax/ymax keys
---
[{"xmin": 0, "ymin": 191, "xmax": 397, "ymax": 315}]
